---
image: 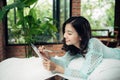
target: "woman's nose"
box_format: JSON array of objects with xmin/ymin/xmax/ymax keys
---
[{"xmin": 63, "ymin": 33, "xmax": 66, "ymax": 38}]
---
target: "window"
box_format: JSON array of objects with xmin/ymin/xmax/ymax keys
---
[
  {"xmin": 81, "ymin": 0, "xmax": 115, "ymax": 37},
  {"xmin": 6, "ymin": 0, "xmax": 71, "ymax": 45}
]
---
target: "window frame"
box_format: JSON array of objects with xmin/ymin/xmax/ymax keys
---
[{"xmin": 4, "ymin": 0, "xmax": 72, "ymax": 45}]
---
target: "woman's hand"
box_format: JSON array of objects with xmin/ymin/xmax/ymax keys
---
[
  {"xmin": 38, "ymin": 46, "xmax": 50, "ymax": 59},
  {"xmin": 43, "ymin": 58, "xmax": 65, "ymax": 74},
  {"xmin": 43, "ymin": 58, "xmax": 56, "ymax": 71}
]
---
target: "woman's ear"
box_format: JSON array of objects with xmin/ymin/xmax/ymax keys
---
[{"xmin": 79, "ymin": 37, "xmax": 82, "ymax": 41}]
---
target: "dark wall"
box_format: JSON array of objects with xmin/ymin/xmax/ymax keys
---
[{"xmin": 114, "ymin": 0, "xmax": 120, "ymax": 39}]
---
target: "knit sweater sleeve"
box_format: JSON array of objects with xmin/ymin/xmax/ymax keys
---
[{"xmin": 50, "ymin": 51, "xmax": 78, "ymax": 68}]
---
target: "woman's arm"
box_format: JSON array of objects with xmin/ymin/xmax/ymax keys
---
[
  {"xmin": 42, "ymin": 51, "xmax": 77, "ymax": 74},
  {"xmin": 54, "ymin": 63, "xmax": 65, "ymax": 74},
  {"xmin": 50, "ymin": 51, "xmax": 79, "ymax": 68},
  {"xmin": 64, "ymin": 38, "xmax": 104, "ymax": 79},
  {"xmin": 42, "ymin": 58, "xmax": 65, "ymax": 73}
]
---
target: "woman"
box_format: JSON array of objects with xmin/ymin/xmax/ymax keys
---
[{"xmin": 39, "ymin": 16, "xmax": 120, "ymax": 79}]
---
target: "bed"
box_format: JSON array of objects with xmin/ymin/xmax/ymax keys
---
[{"xmin": 0, "ymin": 57, "xmax": 120, "ymax": 80}]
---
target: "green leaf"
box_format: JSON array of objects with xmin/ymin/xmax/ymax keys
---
[
  {"xmin": 0, "ymin": 1, "xmax": 25, "ymax": 20},
  {"xmin": 20, "ymin": 0, "xmax": 38, "ymax": 6},
  {"xmin": 29, "ymin": 8, "xmax": 37, "ymax": 20}
]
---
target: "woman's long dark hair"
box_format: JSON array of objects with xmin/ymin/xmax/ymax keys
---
[{"xmin": 62, "ymin": 16, "xmax": 92, "ymax": 56}]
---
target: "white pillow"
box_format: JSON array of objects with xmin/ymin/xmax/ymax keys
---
[
  {"xmin": 88, "ymin": 59, "xmax": 120, "ymax": 80},
  {"xmin": 68, "ymin": 57, "xmax": 85, "ymax": 69},
  {"xmin": 0, "ymin": 57, "xmax": 53, "ymax": 80},
  {"xmin": 68, "ymin": 58, "xmax": 120, "ymax": 80}
]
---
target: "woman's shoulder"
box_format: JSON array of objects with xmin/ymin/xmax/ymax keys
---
[
  {"xmin": 89, "ymin": 38, "xmax": 101, "ymax": 43},
  {"xmin": 88, "ymin": 38, "xmax": 104, "ymax": 48},
  {"xmin": 90, "ymin": 37, "xmax": 100, "ymax": 41}
]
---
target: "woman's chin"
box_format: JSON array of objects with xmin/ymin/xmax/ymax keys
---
[{"xmin": 66, "ymin": 43, "xmax": 72, "ymax": 45}]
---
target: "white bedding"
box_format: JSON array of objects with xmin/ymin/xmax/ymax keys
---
[
  {"xmin": 88, "ymin": 59, "xmax": 120, "ymax": 80},
  {"xmin": 68, "ymin": 58, "xmax": 120, "ymax": 80},
  {"xmin": 0, "ymin": 57, "xmax": 120, "ymax": 80},
  {"xmin": 0, "ymin": 57, "xmax": 53, "ymax": 80}
]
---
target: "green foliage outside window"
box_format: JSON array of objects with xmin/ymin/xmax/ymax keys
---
[
  {"xmin": 2, "ymin": 0, "xmax": 57, "ymax": 44},
  {"xmin": 81, "ymin": 0, "xmax": 115, "ymax": 36},
  {"xmin": 1, "ymin": 0, "xmax": 70, "ymax": 44}
]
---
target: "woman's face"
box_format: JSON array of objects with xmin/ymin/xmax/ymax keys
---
[{"xmin": 64, "ymin": 23, "xmax": 81, "ymax": 48}]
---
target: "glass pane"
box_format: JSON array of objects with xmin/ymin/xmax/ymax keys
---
[
  {"xmin": 7, "ymin": 0, "xmax": 54, "ymax": 44},
  {"xmin": 7, "ymin": 0, "xmax": 70, "ymax": 44},
  {"xmin": 35, "ymin": 0, "xmax": 53, "ymax": 20},
  {"xmin": 59, "ymin": 0, "xmax": 70, "ymax": 42},
  {"xmin": 81, "ymin": 0, "xmax": 115, "ymax": 37}
]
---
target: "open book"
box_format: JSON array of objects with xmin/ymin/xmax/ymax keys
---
[
  {"xmin": 45, "ymin": 73, "xmax": 68, "ymax": 80},
  {"xmin": 31, "ymin": 43, "xmax": 44, "ymax": 59}
]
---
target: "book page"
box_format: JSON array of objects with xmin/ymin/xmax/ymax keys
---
[{"xmin": 31, "ymin": 43, "xmax": 44, "ymax": 59}]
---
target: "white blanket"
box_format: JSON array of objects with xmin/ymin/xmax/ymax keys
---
[
  {"xmin": 0, "ymin": 57, "xmax": 120, "ymax": 80},
  {"xmin": 88, "ymin": 59, "xmax": 120, "ymax": 80},
  {"xmin": 0, "ymin": 57, "xmax": 53, "ymax": 80},
  {"xmin": 68, "ymin": 58, "xmax": 120, "ymax": 80}
]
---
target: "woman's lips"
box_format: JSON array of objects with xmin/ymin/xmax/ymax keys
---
[{"xmin": 65, "ymin": 40, "xmax": 69, "ymax": 42}]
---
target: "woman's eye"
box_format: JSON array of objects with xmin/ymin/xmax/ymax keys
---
[{"xmin": 68, "ymin": 33, "xmax": 72, "ymax": 35}]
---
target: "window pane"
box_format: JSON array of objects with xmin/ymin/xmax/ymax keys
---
[
  {"xmin": 81, "ymin": 0, "xmax": 115, "ymax": 37},
  {"xmin": 59, "ymin": 0, "xmax": 70, "ymax": 42},
  {"xmin": 35, "ymin": 0, "xmax": 53, "ymax": 20},
  {"xmin": 7, "ymin": 0, "xmax": 70, "ymax": 44}
]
